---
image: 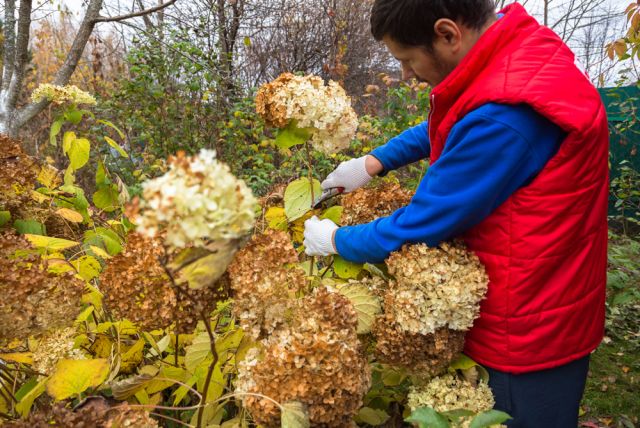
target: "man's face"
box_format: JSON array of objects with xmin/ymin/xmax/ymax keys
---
[{"xmin": 383, "ymin": 36, "xmax": 456, "ymax": 86}]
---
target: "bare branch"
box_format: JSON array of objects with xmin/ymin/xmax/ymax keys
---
[
  {"xmin": 13, "ymin": 0, "xmax": 104, "ymax": 131},
  {"xmin": 93, "ymin": 0, "xmax": 178, "ymax": 23}
]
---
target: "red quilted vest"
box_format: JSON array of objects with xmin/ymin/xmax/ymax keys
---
[{"xmin": 428, "ymin": 3, "xmax": 609, "ymax": 373}]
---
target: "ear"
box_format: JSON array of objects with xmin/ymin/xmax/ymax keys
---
[{"xmin": 433, "ymin": 18, "xmax": 463, "ymax": 51}]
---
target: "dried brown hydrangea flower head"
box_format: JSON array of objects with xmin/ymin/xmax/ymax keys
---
[
  {"xmin": 237, "ymin": 287, "xmax": 370, "ymax": 427},
  {"xmin": 228, "ymin": 230, "xmax": 305, "ymax": 339},
  {"xmin": 0, "ymin": 136, "xmax": 40, "ymax": 212},
  {"xmin": 372, "ymin": 311, "xmax": 465, "ymax": 377},
  {"xmin": 4, "ymin": 400, "xmax": 158, "ymax": 428},
  {"xmin": 0, "ymin": 232, "xmax": 85, "ymax": 346},
  {"xmin": 100, "ymin": 233, "xmax": 226, "ymax": 333},
  {"xmin": 385, "ymin": 241, "xmax": 488, "ymax": 334},
  {"xmin": 341, "ymin": 182, "xmax": 414, "ymax": 226}
]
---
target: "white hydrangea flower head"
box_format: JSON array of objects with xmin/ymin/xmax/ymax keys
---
[
  {"xmin": 31, "ymin": 83, "xmax": 97, "ymax": 106},
  {"xmin": 255, "ymin": 73, "xmax": 359, "ymax": 154},
  {"xmin": 32, "ymin": 327, "xmax": 85, "ymax": 376},
  {"xmin": 407, "ymin": 374, "xmax": 497, "ymax": 428},
  {"xmin": 136, "ymin": 149, "xmax": 257, "ymax": 249},
  {"xmin": 385, "ymin": 241, "xmax": 489, "ymax": 334}
]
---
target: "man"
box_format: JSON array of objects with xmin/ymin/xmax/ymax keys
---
[{"xmin": 303, "ymin": 1, "xmax": 609, "ymax": 426}]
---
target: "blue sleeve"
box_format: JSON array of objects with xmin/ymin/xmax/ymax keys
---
[
  {"xmin": 335, "ymin": 103, "xmax": 565, "ymax": 264},
  {"xmin": 370, "ymin": 121, "xmax": 430, "ymax": 173}
]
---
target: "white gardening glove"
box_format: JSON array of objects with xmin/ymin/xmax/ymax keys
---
[
  {"xmin": 303, "ymin": 216, "xmax": 339, "ymax": 256},
  {"xmin": 321, "ymin": 155, "xmax": 373, "ymax": 193}
]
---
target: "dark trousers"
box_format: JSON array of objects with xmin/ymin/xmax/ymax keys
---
[{"xmin": 486, "ymin": 355, "xmax": 590, "ymax": 428}]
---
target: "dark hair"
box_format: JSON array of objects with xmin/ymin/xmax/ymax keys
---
[{"xmin": 371, "ymin": 0, "xmax": 496, "ymax": 47}]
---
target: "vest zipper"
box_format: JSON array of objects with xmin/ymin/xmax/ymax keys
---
[{"xmin": 428, "ymin": 93, "xmax": 435, "ymax": 153}]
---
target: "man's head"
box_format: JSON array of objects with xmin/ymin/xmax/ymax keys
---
[{"xmin": 371, "ymin": 0, "xmax": 496, "ymax": 86}]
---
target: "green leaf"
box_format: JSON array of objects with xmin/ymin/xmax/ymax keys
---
[
  {"xmin": 406, "ymin": 407, "xmax": 451, "ymax": 428},
  {"xmin": 356, "ymin": 407, "xmax": 390, "ymax": 426},
  {"xmin": 469, "ymin": 410, "xmax": 512, "ymax": 428},
  {"xmin": 83, "ymin": 228, "xmax": 123, "ymax": 256},
  {"xmin": 321, "ymin": 206, "xmax": 343, "ymax": 224},
  {"xmin": 14, "ymin": 377, "xmax": 38, "ymax": 402},
  {"xmin": 336, "ymin": 282, "xmax": 381, "ymax": 334},
  {"xmin": 50, "ymin": 119, "xmax": 63, "ymax": 146},
  {"xmin": 14, "ymin": 219, "xmax": 46, "ymax": 235},
  {"xmin": 0, "ymin": 211, "xmax": 10, "ymax": 227},
  {"xmin": 93, "ymin": 185, "xmax": 120, "ymax": 212},
  {"xmin": 46, "ymin": 359, "xmax": 109, "ymax": 400},
  {"xmin": 65, "ymin": 109, "xmax": 83, "ymax": 124},
  {"xmin": 449, "ymin": 354, "xmax": 479, "ymax": 371},
  {"xmin": 97, "ymin": 119, "xmax": 125, "ymax": 139},
  {"xmin": 380, "ymin": 366, "xmax": 407, "ymax": 387},
  {"xmin": 68, "ymin": 137, "xmax": 90, "ymax": 170},
  {"xmin": 95, "ymin": 161, "xmax": 109, "ymax": 187},
  {"xmin": 25, "ymin": 234, "xmax": 80, "ymax": 251},
  {"xmin": 104, "ymin": 136, "xmax": 128, "ymax": 157},
  {"xmin": 284, "ymin": 178, "xmax": 322, "ymax": 222},
  {"xmin": 275, "ymin": 122, "xmax": 313, "ymax": 150},
  {"xmin": 281, "ymin": 401, "xmax": 310, "ymax": 428},
  {"xmin": 441, "ymin": 409, "xmax": 475, "ymax": 421},
  {"xmin": 243, "ymin": 36, "xmax": 251, "ymax": 47},
  {"xmin": 15, "ymin": 377, "xmax": 47, "ymax": 417},
  {"xmin": 333, "ymin": 255, "xmax": 363, "ymax": 279}
]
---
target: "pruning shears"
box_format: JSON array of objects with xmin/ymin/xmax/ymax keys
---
[{"xmin": 311, "ymin": 187, "xmax": 344, "ymax": 209}]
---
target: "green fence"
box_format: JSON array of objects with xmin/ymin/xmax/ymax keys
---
[{"xmin": 598, "ymin": 86, "xmax": 640, "ymax": 219}]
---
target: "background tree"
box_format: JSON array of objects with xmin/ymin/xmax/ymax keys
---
[{"xmin": 0, "ymin": 0, "xmax": 177, "ymax": 140}]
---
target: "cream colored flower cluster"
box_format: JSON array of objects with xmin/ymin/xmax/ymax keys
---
[
  {"xmin": 31, "ymin": 83, "xmax": 97, "ymax": 105},
  {"xmin": 255, "ymin": 73, "xmax": 358, "ymax": 154},
  {"xmin": 136, "ymin": 150, "xmax": 257, "ymax": 249},
  {"xmin": 407, "ymin": 374, "xmax": 496, "ymax": 428},
  {"xmin": 32, "ymin": 327, "xmax": 85, "ymax": 376},
  {"xmin": 385, "ymin": 241, "xmax": 489, "ymax": 335}
]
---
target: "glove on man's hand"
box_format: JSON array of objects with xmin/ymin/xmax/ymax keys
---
[
  {"xmin": 303, "ymin": 216, "xmax": 339, "ymax": 256},
  {"xmin": 321, "ymin": 155, "xmax": 374, "ymax": 193}
]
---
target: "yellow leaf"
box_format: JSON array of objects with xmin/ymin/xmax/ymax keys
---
[
  {"xmin": 336, "ymin": 282, "xmax": 382, "ymax": 334},
  {"xmin": 31, "ymin": 190, "xmax": 50, "ymax": 203},
  {"xmin": 46, "ymin": 359, "xmax": 110, "ymax": 400},
  {"xmin": 71, "ymin": 255, "xmax": 102, "ymax": 281},
  {"xmin": 25, "ymin": 234, "xmax": 80, "ymax": 251},
  {"xmin": 0, "ymin": 352, "xmax": 33, "ymax": 364},
  {"xmin": 265, "ymin": 206, "xmax": 288, "ymax": 231},
  {"xmin": 90, "ymin": 245, "xmax": 111, "ymax": 259},
  {"xmin": 120, "ymin": 339, "xmax": 145, "ymax": 374},
  {"xmin": 62, "ymin": 131, "xmax": 77, "ymax": 154},
  {"xmin": 37, "ymin": 164, "xmax": 60, "ymax": 188},
  {"xmin": 104, "ymin": 136, "xmax": 128, "ymax": 157},
  {"xmin": 56, "ymin": 208, "xmax": 84, "ymax": 223}
]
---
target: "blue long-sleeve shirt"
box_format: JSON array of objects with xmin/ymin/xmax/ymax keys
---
[{"xmin": 335, "ymin": 102, "xmax": 565, "ymax": 264}]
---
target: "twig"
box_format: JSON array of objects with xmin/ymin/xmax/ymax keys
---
[
  {"xmin": 150, "ymin": 411, "xmax": 194, "ymax": 427},
  {"xmin": 196, "ymin": 310, "xmax": 219, "ymax": 428},
  {"xmin": 93, "ymin": 0, "xmax": 178, "ymax": 23},
  {"xmin": 320, "ymin": 259, "xmax": 335, "ymax": 279}
]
